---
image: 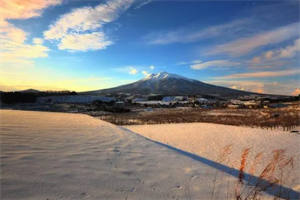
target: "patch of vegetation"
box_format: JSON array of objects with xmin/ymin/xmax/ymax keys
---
[{"xmin": 99, "ymin": 103, "xmax": 300, "ymax": 131}]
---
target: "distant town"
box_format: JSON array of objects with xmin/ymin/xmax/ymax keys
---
[{"xmin": 1, "ymin": 89, "xmax": 299, "ymax": 131}]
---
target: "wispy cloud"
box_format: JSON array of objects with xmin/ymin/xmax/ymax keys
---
[
  {"xmin": 210, "ymin": 80, "xmax": 265, "ymax": 93},
  {"xmin": 129, "ymin": 67, "xmax": 138, "ymax": 75},
  {"xmin": 115, "ymin": 66, "xmax": 138, "ymax": 75},
  {"xmin": 0, "ymin": 0, "xmax": 61, "ymax": 25},
  {"xmin": 0, "ymin": 37, "xmax": 49, "ymax": 67},
  {"xmin": 210, "ymin": 79, "xmax": 299, "ymax": 95},
  {"xmin": 219, "ymin": 69, "xmax": 300, "ymax": 79},
  {"xmin": 115, "ymin": 65, "xmax": 155, "ymax": 75},
  {"xmin": 58, "ymin": 32, "xmax": 113, "ymax": 51},
  {"xmin": 149, "ymin": 65, "xmax": 155, "ymax": 70},
  {"xmin": 0, "ymin": 0, "xmax": 61, "ymax": 67},
  {"xmin": 191, "ymin": 60, "xmax": 239, "ymax": 70},
  {"xmin": 134, "ymin": 0, "xmax": 152, "ymax": 9},
  {"xmin": 292, "ymin": 88, "xmax": 300, "ymax": 96},
  {"xmin": 177, "ymin": 60, "xmax": 202, "ymax": 66},
  {"xmin": 142, "ymin": 70, "xmax": 150, "ymax": 77},
  {"xmin": 44, "ymin": 0, "xmax": 134, "ymax": 51},
  {"xmin": 250, "ymin": 38, "xmax": 300, "ymax": 65},
  {"xmin": 145, "ymin": 19, "xmax": 249, "ymax": 45},
  {"xmin": 208, "ymin": 23, "xmax": 299, "ymax": 56}
]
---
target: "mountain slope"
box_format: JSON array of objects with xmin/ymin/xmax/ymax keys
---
[{"xmin": 87, "ymin": 72, "xmax": 254, "ymax": 97}]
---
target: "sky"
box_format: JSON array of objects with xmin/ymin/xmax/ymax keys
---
[{"xmin": 0, "ymin": 0, "xmax": 299, "ymax": 95}]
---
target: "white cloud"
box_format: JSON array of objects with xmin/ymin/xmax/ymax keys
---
[
  {"xmin": 142, "ymin": 70, "xmax": 150, "ymax": 77},
  {"xmin": 149, "ymin": 65, "xmax": 155, "ymax": 70},
  {"xmin": 209, "ymin": 22, "xmax": 299, "ymax": 56},
  {"xmin": 278, "ymin": 38, "xmax": 300, "ymax": 58},
  {"xmin": 177, "ymin": 60, "xmax": 202, "ymax": 66},
  {"xmin": 0, "ymin": 0, "xmax": 61, "ymax": 24},
  {"xmin": 33, "ymin": 38, "xmax": 44, "ymax": 45},
  {"xmin": 191, "ymin": 60, "xmax": 202, "ymax": 64},
  {"xmin": 129, "ymin": 67, "xmax": 138, "ymax": 75},
  {"xmin": 250, "ymin": 38, "xmax": 300, "ymax": 64},
  {"xmin": 115, "ymin": 65, "xmax": 155, "ymax": 75},
  {"xmin": 0, "ymin": 0, "xmax": 59, "ymax": 67},
  {"xmin": 44, "ymin": 0, "xmax": 134, "ymax": 51},
  {"xmin": 58, "ymin": 32, "xmax": 113, "ymax": 51},
  {"xmin": 190, "ymin": 60, "xmax": 239, "ymax": 70},
  {"xmin": 134, "ymin": 0, "xmax": 152, "ymax": 9}
]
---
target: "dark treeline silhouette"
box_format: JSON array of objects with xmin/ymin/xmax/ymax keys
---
[
  {"xmin": 267, "ymin": 95, "xmax": 300, "ymax": 103},
  {"xmin": 0, "ymin": 91, "xmax": 77, "ymax": 104},
  {"xmin": 148, "ymin": 95, "xmax": 164, "ymax": 101}
]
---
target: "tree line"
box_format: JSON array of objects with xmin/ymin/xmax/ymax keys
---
[{"xmin": 0, "ymin": 91, "xmax": 77, "ymax": 104}]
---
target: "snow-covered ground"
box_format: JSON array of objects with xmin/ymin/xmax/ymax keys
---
[
  {"xmin": 1, "ymin": 110, "xmax": 299, "ymax": 199},
  {"xmin": 125, "ymin": 123, "xmax": 300, "ymax": 196}
]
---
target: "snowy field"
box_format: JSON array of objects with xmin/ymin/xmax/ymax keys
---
[
  {"xmin": 1, "ymin": 110, "xmax": 299, "ymax": 199},
  {"xmin": 125, "ymin": 123, "xmax": 300, "ymax": 197}
]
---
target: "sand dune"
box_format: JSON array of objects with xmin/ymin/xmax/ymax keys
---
[{"xmin": 1, "ymin": 110, "xmax": 299, "ymax": 199}]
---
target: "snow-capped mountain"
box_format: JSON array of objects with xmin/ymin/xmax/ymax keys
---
[
  {"xmin": 143, "ymin": 72, "xmax": 193, "ymax": 82},
  {"xmin": 86, "ymin": 72, "xmax": 253, "ymax": 97}
]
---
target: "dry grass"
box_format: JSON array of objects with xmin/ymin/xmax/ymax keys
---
[
  {"xmin": 209, "ymin": 145, "xmax": 296, "ymax": 200},
  {"xmin": 233, "ymin": 148, "xmax": 295, "ymax": 200},
  {"xmin": 211, "ymin": 144, "xmax": 234, "ymax": 200},
  {"xmin": 98, "ymin": 104, "xmax": 300, "ymax": 131}
]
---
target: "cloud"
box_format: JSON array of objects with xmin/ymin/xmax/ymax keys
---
[
  {"xmin": 33, "ymin": 38, "xmax": 44, "ymax": 45},
  {"xmin": 146, "ymin": 19, "xmax": 249, "ymax": 45},
  {"xmin": 251, "ymin": 56, "xmax": 261, "ymax": 64},
  {"xmin": 129, "ymin": 67, "xmax": 138, "ymax": 75},
  {"xmin": 0, "ymin": 31, "xmax": 49, "ymax": 68},
  {"xmin": 278, "ymin": 38, "xmax": 300, "ymax": 58},
  {"xmin": 177, "ymin": 60, "xmax": 202, "ymax": 66},
  {"xmin": 134, "ymin": 0, "xmax": 152, "ymax": 9},
  {"xmin": 0, "ymin": 0, "xmax": 61, "ymax": 24},
  {"xmin": 149, "ymin": 65, "xmax": 155, "ymax": 70},
  {"xmin": 142, "ymin": 70, "xmax": 150, "ymax": 77},
  {"xmin": 44, "ymin": 0, "xmax": 134, "ymax": 51},
  {"xmin": 210, "ymin": 80, "xmax": 264, "ymax": 93},
  {"xmin": 210, "ymin": 80, "xmax": 299, "ymax": 95},
  {"xmin": 191, "ymin": 60, "xmax": 239, "ymax": 70},
  {"xmin": 264, "ymin": 51, "xmax": 273, "ymax": 59},
  {"xmin": 115, "ymin": 64, "xmax": 155, "ymax": 75},
  {"xmin": 1, "ymin": 40, "xmax": 49, "ymax": 59},
  {"xmin": 250, "ymin": 38, "xmax": 300, "ymax": 64},
  {"xmin": 0, "ymin": 0, "xmax": 60, "ymax": 67},
  {"xmin": 58, "ymin": 32, "xmax": 113, "ymax": 51},
  {"xmin": 209, "ymin": 22, "xmax": 299, "ymax": 56},
  {"xmin": 292, "ymin": 88, "xmax": 300, "ymax": 96},
  {"xmin": 219, "ymin": 69, "xmax": 300, "ymax": 79}
]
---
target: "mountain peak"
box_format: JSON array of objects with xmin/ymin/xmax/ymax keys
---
[
  {"xmin": 143, "ymin": 72, "xmax": 191, "ymax": 81},
  {"xmin": 88, "ymin": 71, "xmax": 252, "ymax": 97}
]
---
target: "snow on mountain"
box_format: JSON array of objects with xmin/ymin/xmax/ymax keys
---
[
  {"xmin": 86, "ymin": 71, "xmax": 254, "ymax": 97},
  {"xmin": 143, "ymin": 72, "xmax": 193, "ymax": 82}
]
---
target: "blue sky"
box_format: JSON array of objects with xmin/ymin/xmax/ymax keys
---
[{"xmin": 0, "ymin": 0, "xmax": 299, "ymax": 95}]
